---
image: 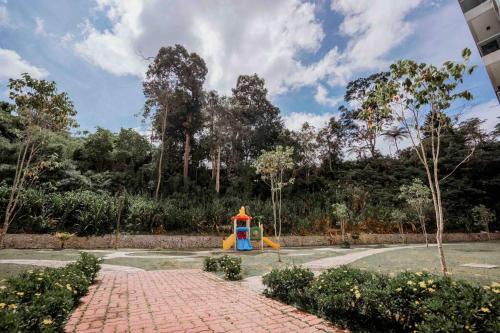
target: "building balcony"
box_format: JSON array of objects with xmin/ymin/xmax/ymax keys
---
[
  {"xmin": 478, "ymin": 32, "xmax": 500, "ymax": 58},
  {"xmin": 460, "ymin": 0, "xmax": 489, "ymax": 13}
]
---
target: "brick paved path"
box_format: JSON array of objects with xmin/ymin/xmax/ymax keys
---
[{"xmin": 65, "ymin": 270, "xmax": 346, "ymax": 333}]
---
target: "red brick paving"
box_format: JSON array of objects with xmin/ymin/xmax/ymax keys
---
[{"xmin": 65, "ymin": 269, "xmax": 347, "ymax": 333}]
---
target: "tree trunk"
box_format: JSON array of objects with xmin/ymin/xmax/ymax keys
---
[
  {"xmin": 155, "ymin": 108, "xmax": 168, "ymax": 201},
  {"xmin": 421, "ymin": 216, "xmax": 429, "ymax": 247},
  {"xmin": 1, "ymin": 140, "xmax": 34, "ymax": 248},
  {"xmin": 215, "ymin": 146, "xmax": 221, "ymax": 194},
  {"xmin": 183, "ymin": 112, "xmax": 192, "ymax": 187}
]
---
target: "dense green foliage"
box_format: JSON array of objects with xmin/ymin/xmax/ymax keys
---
[
  {"xmin": 1, "ymin": 47, "xmax": 499, "ymax": 236},
  {"xmin": 0, "ymin": 253, "xmax": 100, "ymax": 332},
  {"xmin": 262, "ymin": 265, "xmax": 314, "ymax": 308},
  {"xmin": 203, "ymin": 255, "xmax": 242, "ymax": 280},
  {"xmin": 263, "ymin": 266, "xmax": 500, "ymax": 332}
]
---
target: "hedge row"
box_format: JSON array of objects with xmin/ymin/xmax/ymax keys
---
[
  {"xmin": 0, "ymin": 253, "xmax": 101, "ymax": 332},
  {"xmin": 0, "ymin": 186, "xmax": 335, "ymax": 235},
  {"xmin": 263, "ymin": 266, "xmax": 500, "ymax": 332}
]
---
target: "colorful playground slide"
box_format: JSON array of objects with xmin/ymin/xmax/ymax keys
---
[
  {"xmin": 223, "ymin": 234, "xmax": 235, "ymax": 250},
  {"xmin": 262, "ymin": 236, "xmax": 280, "ymax": 249}
]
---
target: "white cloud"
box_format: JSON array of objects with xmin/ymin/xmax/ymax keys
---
[
  {"xmin": 0, "ymin": 5, "xmax": 9, "ymax": 27},
  {"xmin": 34, "ymin": 17, "xmax": 45, "ymax": 35},
  {"xmin": 0, "ymin": 48, "xmax": 48, "ymax": 80},
  {"xmin": 74, "ymin": 0, "xmax": 325, "ymax": 95},
  {"xmin": 283, "ymin": 111, "xmax": 335, "ymax": 131},
  {"xmin": 460, "ymin": 99, "xmax": 500, "ymax": 133},
  {"xmin": 314, "ymin": 84, "xmax": 342, "ymax": 107},
  {"xmin": 72, "ymin": 0, "xmax": 436, "ymax": 115}
]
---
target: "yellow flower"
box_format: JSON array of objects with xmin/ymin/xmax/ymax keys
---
[
  {"xmin": 407, "ymin": 281, "xmax": 414, "ymax": 286},
  {"xmin": 427, "ymin": 288, "xmax": 435, "ymax": 293},
  {"xmin": 35, "ymin": 293, "xmax": 41, "ymax": 297},
  {"xmin": 413, "ymin": 288, "xmax": 417, "ymax": 292},
  {"xmin": 37, "ymin": 278, "xmax": 42, "ymax": 281},
  {"xmin": 480, "ymin": 307, "xmax": 491, "ymax": 313},
  {"xmin": 415, "ymin": 301, "xmax": 419, "ymax": 305},
  {"xmin": 396, "ymin": 287, "xmax": 402, "ymax": 292},
  {"xmin": 8, "ymin": 304, "xmax": 17, "ymax": 310},
  {"xmin": 418, "ymin": 281, "xmax": 427, "ymax": 288},
  {"xmin": 16, "ymin": 292, "xmax": 24, "ymax": 296},
  {"xmin": 354, "ymin": 291, "xmax": 361, "ymax": 299},
  {"xmin": 42, "ymin": 319, "xmax": 53, "ymax": 325},
  {"xmin": 493, "ymin": 289, "xmax": 499, "ymax": 294},
  {"xmin": 415, "ymin": 272, "xmax": 422, "ymax": 276},
  {"xmin": 483, "ymin": 286, "xmax": 491, "ymax": 290},
  {"xmin": 66, "ymin": 285, "xmax": 72, "ymax": 291},
  {"xmin": 0, "ymin": 285, "xmax": 6, "ymax": 290},
  {"xmin": 427, "ymin": 279, "xmax": 433, "ymax": 284},
  {"xmin": 0, "ymin": 303, "xmax": 5, "ymax": 309}
]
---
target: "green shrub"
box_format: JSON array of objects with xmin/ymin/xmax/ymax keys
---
[
  {"xmin": 202, "ymin": 257, "xmax": 219, "ymax": 272},
  {"xmin": 263, "ymin": 266, "xmax": 500, "ymax": 332},
  {"xmin": 221, "ymin": 256, "xmax": 242, "ymax": 281},
  {"xmin": 262, "ymin": 266, "xmax": 314, "ymax": 308},
  {"xmin": 0, "ymin": 253, "xmax": 101, "ymax": 333},
  {"xmin": 308, "ymin": 267, "xmax": 389, "ymax": 331}
]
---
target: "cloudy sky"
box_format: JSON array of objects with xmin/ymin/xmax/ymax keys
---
[{"xmin": 0, "ymin": 0, "xmax": 499, "ymax": 135}]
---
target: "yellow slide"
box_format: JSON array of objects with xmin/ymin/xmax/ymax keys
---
[
  {"xmin": 262, "ymin": 237, "xmax": 280, "ymax": 249},
  {"xmin": 223, "ymin": 234, "xmax": 235, "ymax": 250}
]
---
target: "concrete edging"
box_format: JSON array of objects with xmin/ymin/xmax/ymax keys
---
[{"xmin": 2, "ymin": 232, "xmax": 498, "ymax": 249}]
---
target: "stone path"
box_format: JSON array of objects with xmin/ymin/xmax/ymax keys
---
[
  {"xmin": 64, "ymin": 270, "xmax": 346, "ymax": 333},
  {"xmin": 0, "ymin": 259, "xmax": 144, "ymax": 272},
  {"xmin": 304, "ymin": 244, "xmax": 431, "ymax": 270}
]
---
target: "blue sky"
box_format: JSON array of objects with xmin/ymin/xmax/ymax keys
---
[{"xmin": 0, "ymin": 0, "xmax": 498, "ymax": 136}]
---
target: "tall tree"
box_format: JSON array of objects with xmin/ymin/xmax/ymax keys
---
[
  {"xmin": 175, "ymin": 47, "xmax": 207, "ymax": 185},
  {"xmin": 377, "ymin": 48, "xmax": 476, "ymax": 274},
  {"xmin": 343, "ymin": 72, "xmax": 393, "ymax": 158},
  {"xmin": 253, "ymin": 146, "xmax": 294, "ymax": 262},
  {"xmin": 203, "ymin": 91, "xmax": 233, "ymax": 193},
  {"xmin": 292, "ymin": 122, "xmax": 318, "ymax": 183},
  {"xmin": 143, "ymin": 45, "xmax": 184, "ymax": 199},
  {"xmin": 0, "ymin": 73, "xmax": 77, "ymax": 247}
]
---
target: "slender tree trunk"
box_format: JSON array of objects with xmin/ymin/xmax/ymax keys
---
[
  {"xmin": 155, "ymin": 108, "xmax": 168, "ymax": 201},
  {"xmin": 183, "ymin": 112, "xmax": 192, "ymax": 187},
  {"xmin": 341, "ymin": 220, "xmax": 345, "ymax": 242},
  {"xmin": 215, "ymin": 146, "xmax": 221, "ymax": 194},
  {"xmin": 420, "ymin": 216, "xmax": 429, "ymax": 247},
  {"xmin": 0, "ymin": 139, "xmax": 34, "ymax": 248}
]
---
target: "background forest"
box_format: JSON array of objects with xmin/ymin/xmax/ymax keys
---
[{"xmin": 1, "ymin": 45, "xmax": 499, "ymax": 237}]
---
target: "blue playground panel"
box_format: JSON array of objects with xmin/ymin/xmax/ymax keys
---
[{"xmin": 235, "ymin": 227, "xmax": 253, "ymax": 251}]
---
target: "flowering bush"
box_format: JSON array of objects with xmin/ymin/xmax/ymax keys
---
[
  {"xmin": 202, "ymin": 255, "xmax": 242, "ymax": 280},
  {"xmin": 219, "ymin": 255, "xmax": 242, "ymax": 281},
  {"xmin": 202, "ymin": 257, "xmax": 219, "ymax": 272},
  {"xmin": 263, "ymin": 266, "xmax": 314, "ymax": 308},
  {"xmin": 262, "ymin": 266, "xmax": 500, "ymax": 332},
  {"xmin": 0, "ymin": 253, "xmax": 101, "ymax": 332}
]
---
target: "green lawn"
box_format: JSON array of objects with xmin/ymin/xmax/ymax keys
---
[
  {"xmin": 2, "ymin": 242, "xmax": 498, "ymax": 284},
  {"xmin": 0, "ymin": 247, "xmax": 361, "ymax": 278},
  {"xmin": 350, "ymin": 241, "xmax": 500, "ymax": 285}
]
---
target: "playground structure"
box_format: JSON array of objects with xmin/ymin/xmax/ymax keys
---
[{"xmin": 222, "ymin": 207, "xmax": 280, "ymax": 251}]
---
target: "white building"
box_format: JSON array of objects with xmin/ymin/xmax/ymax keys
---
[{"xmin": 460, "ymin": 0, "xmax": 500, "ymax": 101}]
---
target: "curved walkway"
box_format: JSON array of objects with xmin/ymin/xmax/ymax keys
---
[
  {"xmin": 0, "ymin": 259, "xmax": 144, "ymax": 273},
  {"xmin": 303, "ymin": 244, "xmax": 432, "ymax": 270},
  {"xmin": 65, "ymin": 270, "xmax": 346, "ymax": 333}
]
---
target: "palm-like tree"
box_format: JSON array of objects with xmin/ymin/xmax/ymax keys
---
[{"xmin": 383, "ymin": 126, "xmax": 409, "ymax": 154}]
